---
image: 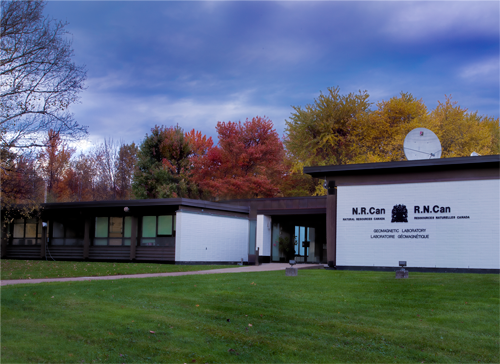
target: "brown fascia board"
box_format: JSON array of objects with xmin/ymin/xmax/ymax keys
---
[
  {"xmin": 256, "ymin": 208, "xmax": 326, "ymax": 215},
  {"xmin": 303, "ymin": 155, "xmax": 500, "ymax": 178},
  {"xmin": 221, "ymin": 196, "xmax": 327, "ymax": 203},
  {"xmin": 41, "ymin": 198, "xmax": 249, "ymax": 214}
]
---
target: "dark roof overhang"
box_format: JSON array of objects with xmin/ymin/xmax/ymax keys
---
[
  {"xmin": 42, "ymin": 198, "xmax": 249, "ymax": 214},
  {"xmin": 303, "ymin": 155, "xmax": 500, "ymax": 179},
  {"xmin": 256, "ymin": 208, "xmax": 326, "ymax": 215}
]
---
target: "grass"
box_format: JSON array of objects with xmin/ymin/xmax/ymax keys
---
[
  {"xmin": 0, "ymin": 259, "xmax": 237, "ymax": 280},
  {"xmin": 1, "ymin": 270, "xmax": 498, "ymax": 363}
]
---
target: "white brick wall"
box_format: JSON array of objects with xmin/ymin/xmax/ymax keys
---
[
  {"xmin": 175, "ymin": 211, "xmax": 249, "ymax": 262},
  {"xmin": 336, "ymin": 180, "xmax": 500, "ymax": 269},
  {"xmin": 256, "ymin": 215, "xmax": 272, "ymax": 256}
]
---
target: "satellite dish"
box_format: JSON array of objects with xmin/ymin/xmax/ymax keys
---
[{"xmin": 403, "ymin": 128, "xmax": 442, "ymax": 160}]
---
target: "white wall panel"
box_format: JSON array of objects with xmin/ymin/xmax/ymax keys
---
[
  {"xmin": 175, "ymin": 212, "xmax": 249, "ymax": 262},
  {"xmin": 256, "ymin": 215, "xmax": 272, "ymax": 256},
  {"xmin": 336, "ymin": 180, "xmax": 499, "ymax": 269}
]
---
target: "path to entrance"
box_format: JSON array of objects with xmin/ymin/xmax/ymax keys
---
[{"xmin": 1, "ymin": 263, "xmax": 326, "ymax": 286}]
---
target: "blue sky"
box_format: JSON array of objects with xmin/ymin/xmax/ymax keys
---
[{"xmin": 44, "ymin": 1, "xmax": 499, "ymax": 149}]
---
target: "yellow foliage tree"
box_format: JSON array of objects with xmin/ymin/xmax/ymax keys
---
[
  {"xmin": 352, "ymin": 92, "xmax": 430, "ymax": 163},
  {"xmin": 284, "ymin": 86, "xmax": 371, "ymax": 169},
  {"xmin": 431, "ymin": 96, "xmax": 498, "ymax": 158},
  {"xmin": 283, "ymin": 88, "xmax": 499, "ymax": 196}
]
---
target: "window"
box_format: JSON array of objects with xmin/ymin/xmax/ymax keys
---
[
  {"xmin": 140, "ymin": 215, "xmax": 175, "ymax": 246},
  {"xmin": 94, "ymin": 217, "xmax": 134, "ymax": 246},
  {"xmin": 50, "ymin": 219, "xmax": 84, "ymax": 245},
  {"xmin": 11, "ymin": 218, "xmax": 42, "ymax": 245}
]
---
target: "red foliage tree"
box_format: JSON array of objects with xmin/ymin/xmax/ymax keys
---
[
  {"xmin": 193, "ymin": 116, "xmax": 285, "ymax": 200},
  {"xmin": 185, "ymin": 129, "xmax": 214, "ymax": 158},
  {"xmin": 38, "ymin": 130, "xmax": 74, "ymax": 202}
]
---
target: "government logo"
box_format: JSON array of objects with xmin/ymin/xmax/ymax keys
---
[{"xmin": 391, "ymin": 204, "xmax": 408, "ymax": 223}]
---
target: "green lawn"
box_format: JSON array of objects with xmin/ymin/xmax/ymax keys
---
[
  {"xmin": 0, "ymin": 259, "xmax": 236, "ymax": 280},
  {"xmin": 1, "ymin": 270, "xmax": 498, "ymax": 363}
]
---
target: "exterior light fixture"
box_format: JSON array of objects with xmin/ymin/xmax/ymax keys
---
[
  {"xmin": 396, "ymin": 261, "xmax": 408, "ymax": 279},
  {"xmin": 124, "ymin": 207, "xmax": 129, "ymax": 212},
  {"xmin": 286, "ymin": 260, "xmax": 298, "ymax": 276}
]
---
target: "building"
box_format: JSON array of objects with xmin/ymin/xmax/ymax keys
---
[
  {"xmin": 304, "ymin": 154, "xmax": 499, "ymax": 273},
  {"xmin": 2, "ymin": 155, "xmax": 498, "ymax": 272}
]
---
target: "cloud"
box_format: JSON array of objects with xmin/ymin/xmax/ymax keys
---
[
  {"xmin": 71, "ymin": 88, "xmax": 291, "ymax": 148},
  {"xmin": 235, "ymin": 37, "xmax": 323, "ymax": 67},
  {"xmin": 48, "ymin": 0, "xmax": 498, "ymax": 153},
  {"xmin": 460, "ymin": 57, "xmax": 499, "ymax": 82},
  {"xmin": 381, "ymin": 2, "xmax": 499, "ymax": 42}
]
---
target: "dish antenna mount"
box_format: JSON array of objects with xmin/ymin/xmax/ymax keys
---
[{"xmin": 403, "ymin": 128, "xmax": 442, "ymax": 160}]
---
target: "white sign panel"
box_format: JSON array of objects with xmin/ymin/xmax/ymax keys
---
[{"xmin": 337, "ymin": 180, "xmax": 499, "ymax": 269}]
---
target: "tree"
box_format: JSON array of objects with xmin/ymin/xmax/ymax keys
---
[
  {"xmin": 278, "ymin": 154, "xmax": 317, "ymax": 197},
  {"xmin": 0, "ymin": 0, "xmax": 87, "ymax": 208},
  {"xmin": 351, "ymin": 92, "xmax": 430, "ymax": 163},
  {"xmin": 185, "ymin": 128, "xmax": 214, "ymax": 160},
  {"xmin": 71, "ymin": 151, "xmax": 101, "ymax": 202},
  {"xmin": 0, "ymin": 148, "xmax": 44, "ymax": 205},
  {"xmin": 284, "ymin": 87, "xmax": 371, "ymax": 195},
  {"xmin": 193, "ymin": 116, "xmax": 285, "ymax": 200},
  {"xmin": 132, "ymin": 125, "xmax": 200, "ymax": 199},
  {"xmin": 284, "ymin": 88, "xmax": 499, "ymax": 196},
  {"xmin": 38, "ymin": 129, "xmax": 74, "ymax": 202},
  {"xmin": 94, "ymin": 139, "xmax": 119, "ymax": 200},
  {"xmin": 284, "ymin": 87, "xmax": 371, "ymax": 170},
  {"xmin": 431, "ymin": 96, "xmax": 499, "ymax": 158},
  {"xmin": 1, "ymin": 0, "xmax": 87, "ymax": 150},
  {"xmin": 115, "ymin": 142, "xmax": 138, "ymax": 200},
  {"xmin": 353, "ymin": 94, "xmax": 499, "ymax": 161}
]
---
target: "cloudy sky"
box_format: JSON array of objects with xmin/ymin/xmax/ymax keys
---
[{"xmin": 44, "ymin": 0, "xmax": 499, "ymax": 149}]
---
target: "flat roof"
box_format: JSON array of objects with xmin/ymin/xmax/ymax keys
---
[
  {"xmin": 42, "ymin": 198, "xmax": 249, "ymax": 214},
  {"xmin": 304, "ymin": 155, "xmax": 500, "ymax": 178}
]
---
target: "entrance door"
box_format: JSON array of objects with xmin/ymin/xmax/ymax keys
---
[
  {"xmin": 294, "ymin": 226, "xmax": 316, "ymax": 263},
  {"xmin": 268, "ymin": 214, "xmax": 326, "ymax": 263}
]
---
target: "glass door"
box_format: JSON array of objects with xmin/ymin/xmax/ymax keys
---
[{"xmin": 293, "ymin": 226, "xmax": 319, "ymax": 263}]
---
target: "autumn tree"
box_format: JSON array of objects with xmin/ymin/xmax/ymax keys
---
[
  {"xmin": 0, "ymin": 149, "xmax": 44, "ymax": 205},
  {"xmin": 283, "ymin": 87, "xmax": 371, "ymax": 195},
  {"xmin": 431, "ymin": 96, "xmax": 499, "ymax": 158},
  {"xmin": 193, "ymin": 116, "xmax": 285, "ymax": 200},
  {"xmin": 1, "ymin": 0, "xmax": 86, "ymax": 223},
  {"xmin": 115, "ymin": 142, "xmax": 138, "ymax": 200},
  {"xmin": 185, "ymin": 129, "xmax": 214, "ymax": 160},
  {"xmin": 284, "ymin": 87, "xmax": 499, "ymax": 196},
  {"xmin": 71, "ymin": 151, "xmax": 101, "ymax": 201},
  {"xmin": 94, "ymin": 139, "xmax": 120, "ymax": 200},
  {"xmin": 52, "ymin": 139, "xmax": 137, "ymax": 202},
  {"xmin": 285, "ymin": 88, "xmax": 499, "ymax": 166},
  {"xmin": 284, "ymin": 87, "xmax": 371, "ymax": 171},
  {"xmin": 38, "ymin": 130, "xmax": 74, "ymax": 202},
  {"xmin": 279, "ymin": 155, "xmax": 317, "ymax": 197},
  {"xmin": 353, "ymin": 94, "xmax": 499, "ymax": 161},
  {"xmin": 351, "ymin": 92, "xmax": 430, "ymax": 163},
  {"xmin": 132, "ymin": 125, "xmax": 200, "ymax": 199}
]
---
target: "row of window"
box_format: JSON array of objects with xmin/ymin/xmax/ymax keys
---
[
  {"xmin": 10, "ymin": 219, "xmax": 43, "ymax": 245},
  {"xmin": 7, "ymin": 215, "xmax": 175, "ymax": 247}
]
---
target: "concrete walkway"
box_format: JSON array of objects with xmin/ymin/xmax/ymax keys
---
[{"xmin": 1, "ymin": 263, "xmax": 325, "ymax": 286}]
